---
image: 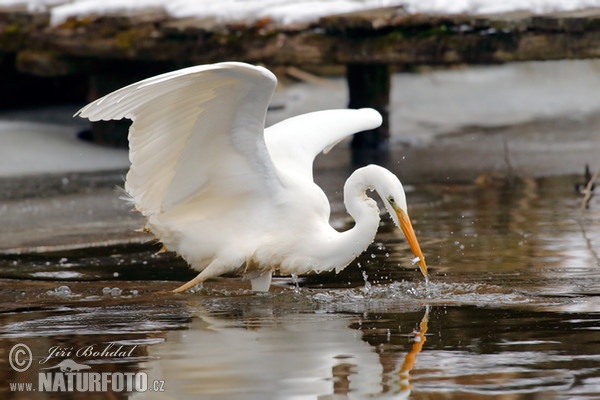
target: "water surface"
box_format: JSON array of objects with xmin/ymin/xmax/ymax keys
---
[{"xmin": 1, "ymin": 174, "xmax": 599, "ymax": 399}]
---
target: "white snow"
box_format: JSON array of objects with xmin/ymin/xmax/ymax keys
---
[{"xmin": 3, "ymin": 0, "xmax": 600, "ymax": 26}]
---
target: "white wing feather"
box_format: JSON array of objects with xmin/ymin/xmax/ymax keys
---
[
  {"xmin": 76, "ymin": 62, "xmax": 280, "ymax": 216},
  {"xmin": 264, "ymin": 108, "xmax": 382, "ymax": 180}
]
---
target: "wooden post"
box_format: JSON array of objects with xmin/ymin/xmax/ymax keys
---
[
  {"xmin": 346, "ymin": 63, "xmax": 391, "ymax": 167},
  {"xmin": 83, "ymin": 73, "xmax": 136, "ymax": 148},
  {"xmin": 82, "ymin": 63, "xmax": 177, "ymax": 147}
]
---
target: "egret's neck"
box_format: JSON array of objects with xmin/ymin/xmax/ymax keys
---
[
  {"xmin": 281, "ymin": 166, "xmax": 384, "ymax": 275},
  {"xmin": 341, "ymin": 167, "xmax": 382, "ymax": 258}
]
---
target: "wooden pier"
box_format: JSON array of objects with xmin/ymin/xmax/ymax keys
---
[{"xmin": 3, "ymin": 5, "xmax": 600, "ymax": 157}]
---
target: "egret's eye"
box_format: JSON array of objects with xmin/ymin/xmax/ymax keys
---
[{"xmin": 388, "ymin": 196, "xmax": 395, "ymax": 205}]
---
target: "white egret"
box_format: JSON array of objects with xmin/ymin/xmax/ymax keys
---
[{"xmin": 77, "ymin": 62, "xmax": 427, "ymax": 292}]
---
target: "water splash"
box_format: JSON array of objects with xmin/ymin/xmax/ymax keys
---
[
  {"xmin": 305, "ymin": 279, "xmax": 535, "ymax": 313},
  {"xmin": 291, "ymin": 273, "xmax": 300, "ymax": 293},
  {"xmin": 46, "ymin": 285, "xmax": 74, "ymax": 297},
  {"xmin": 361, "ymin": 270, "xmax": 372, "ymax": 294}
]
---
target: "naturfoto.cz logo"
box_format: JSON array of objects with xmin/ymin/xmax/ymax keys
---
[{"xmin": 8, "ymin": 343, "xmax": 165, "ymax": 393}]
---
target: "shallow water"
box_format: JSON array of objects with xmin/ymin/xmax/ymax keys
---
[{"xmin": 1, "ymin": 174, "xmax": 599, "ymax": 399}]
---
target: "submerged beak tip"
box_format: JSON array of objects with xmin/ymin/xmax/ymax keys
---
[
  {"xmin": 418, "ymin": 259, "xmax": 428, "ymax": 278},
  {"xmin": 397, "ymin": 208, "xmax": 428, "ymax": 278}
]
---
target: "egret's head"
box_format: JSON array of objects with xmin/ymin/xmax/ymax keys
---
[{"xmin": 371, "ymin": 166, "xmax": 427, "ymax": 278}]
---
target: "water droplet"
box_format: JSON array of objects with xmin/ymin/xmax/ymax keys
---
[
  {"xmin": 111, "ymin": 287, "xmax": 122, "ymax": 296},
  {"xmin": 113, "ymin": 272, "xmax": 119, "ymax": 277},
  {"xmin": 411, "ymin": 256, "xmax": 421, "ymax": 265},
  {"xmin": 102, "ymin": 287, "xmax": 112, "ymax": 295},
  {"xmin": 131, "ymin": 289, "xmax": 139, "ymax": 296}
]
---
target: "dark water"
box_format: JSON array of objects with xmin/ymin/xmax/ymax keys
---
[{"xmin": 1, "ymin": 174, "xmax": 599, "ymax": 399}]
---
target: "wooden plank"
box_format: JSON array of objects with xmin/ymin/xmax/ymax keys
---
[{"xmin": 3, "ymin": 6, "xmax": 600, "ymax": 77}]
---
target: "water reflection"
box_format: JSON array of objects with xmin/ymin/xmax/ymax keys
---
[
  {"xmin": 134, "ymin": 297, "xmax": 430, "ymax": 400},
  {"xmin": 0, "ymin": 282, "xmax": 599, "ymax": 398},
  {"xmin": 397, "ymin": 306, "xmax": 428, "ymax": 396}
]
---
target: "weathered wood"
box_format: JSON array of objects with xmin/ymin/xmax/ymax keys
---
[
  {"xmin": 4, "ymin": 7, "xmax": 600, "ymax": 73},
  {"xmin": 16, "ymin": 49, "xmax": 79, "ymax": 76},
  {"xmin": 4, "ymin": 6, "xmax": 600, "ymax": 151},
  {"xmin": 0, "ymin": 51, "xmax": 87, "ymax": 108}
]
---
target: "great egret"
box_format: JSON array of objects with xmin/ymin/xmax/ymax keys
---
[{"xmin": 77, "ymin": 62, "xmax": 427, "ymax": 292}]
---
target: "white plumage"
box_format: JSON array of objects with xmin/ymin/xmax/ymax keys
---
[{"xmin": 77, "ymin": 62, "xmax": 426, "ymax": 292}]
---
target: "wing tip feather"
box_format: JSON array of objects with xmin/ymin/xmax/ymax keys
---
[{"xmin": 357, "ymin": 108, "xmax": 383, "ymax": 129}]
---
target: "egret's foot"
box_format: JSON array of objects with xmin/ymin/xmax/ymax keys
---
[
  {"xmin": 250, "ymin": 270, "xmax": 272, "ymax": 292},
  {"xmin": 172, "ymin": 273, "xmax": 204, "ymax": 293}
]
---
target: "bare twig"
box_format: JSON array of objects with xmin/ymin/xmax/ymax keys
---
[{"xmin": 580, "ymin": 168, "xmax": 600, "ymax": 211}]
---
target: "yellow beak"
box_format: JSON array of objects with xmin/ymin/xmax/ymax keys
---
[{"xmin": 397, "ymin": 209, "xmax": 427, "ymax": 277}]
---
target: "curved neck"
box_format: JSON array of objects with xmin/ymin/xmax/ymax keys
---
[
  {"xmin": 291, "ymin": 167, "xmax": 384, "ymax": 274},
  {"xmin": 339, "ymin": 167, "xmax": 382, "ymax": 260}
]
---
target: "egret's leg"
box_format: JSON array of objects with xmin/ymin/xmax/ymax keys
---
[
  {"xmin": 250, "ymin": 270, "xmax": 272, "ymax": 292},
  {"xmin": 173, "ymin": 259, "xmax": 243, "ymax": 293},
  {"xmin": 172, "ymin": 272, "xmax": 204, "ymax": 293}
]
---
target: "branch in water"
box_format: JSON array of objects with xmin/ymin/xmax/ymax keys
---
[{"xmin": 580, "ymin": 168, "xmax": 599, "ymax": 211}]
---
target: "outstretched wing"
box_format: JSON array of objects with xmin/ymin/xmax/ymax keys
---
[
  {"xmin": 77, "ymin": 62, "xmax": 280, "ymax": 216},
  {"xmin": 264, "ymin": 108, "xmax": 382, "ymax": 180}
]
